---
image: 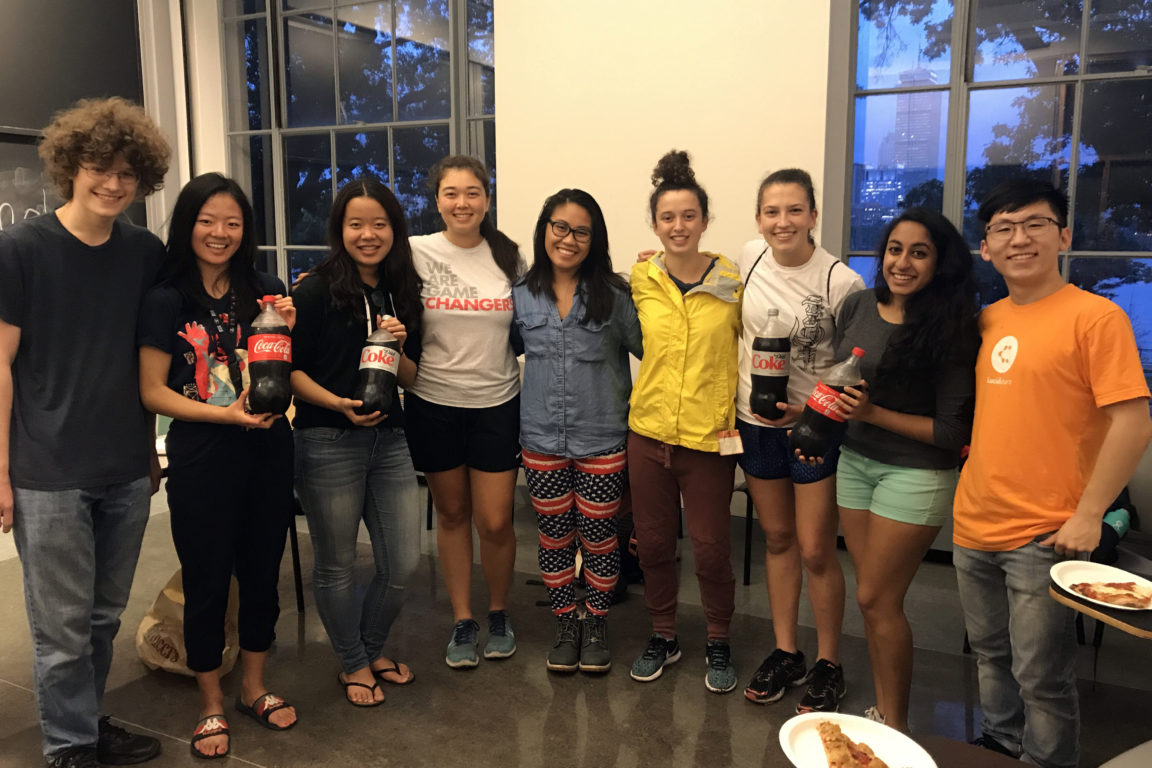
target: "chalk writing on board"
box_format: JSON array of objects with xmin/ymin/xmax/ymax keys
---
[{"xmin": 0, "ymin": 166, "xmax": 55, "ymax": 231}]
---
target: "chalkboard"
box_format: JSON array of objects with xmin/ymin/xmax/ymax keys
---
[{"xmin": 0, "ymin": 139, "xmax": 57, "ymax": 232}]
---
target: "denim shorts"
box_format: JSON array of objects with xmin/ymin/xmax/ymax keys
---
[
  {"xmin": 735, "ymin": 419, "xmax": 839, "ymax": 484},
  {"xmin": 835, "ymin": 446, "xmax": 957, "ymax": 527}
]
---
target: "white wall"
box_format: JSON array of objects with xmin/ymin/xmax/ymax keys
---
[{"xmin": 494, "ymin": 0, "xmax": 833, "ymax": 270}]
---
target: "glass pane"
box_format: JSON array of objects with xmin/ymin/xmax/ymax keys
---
[
  {"xmin": 1073, "ymin": 79, "xmax": 1152, "ymax": 251},
  {"xmin": 288, "ymin": 248, "xmax": 328, "ymax": 284},
  {"xmin": 850, "ymin": 91, "xmax": 949, "ymax": 251},
  {"xmin": 393, "ymin": 124, "xmax": 449, "ymax": 235},
  {"xmin": 284, "ymin": 133, "xmax": 333, "ymax": 245},
  {"xmin": 1069, "ymin": 258, "xmax": 1152, "ymax": 387},
  {"xmin": 856, "ymin": 0, "xmax": 952, "ymax": 90},
  {"xmin": 230, "ymin": 134, "xmax": 276, "ymax": 246},
  {"xmin": 467, "ymin": 0, "xmax": 494, "ymax": 115},
  {"xmin": 970, "ymin": 0, "xmax": 1081, "ymax": 81},
  {"xmin": 284, "ymin": 0, "xmax": 331, "ymax": 9},
  {"xmin": 337, "ymin": 2, "xmax": 394, "ymax": 123},
  {"xmin": 963, "ymin": 84, "xmax": 1073, "ymax": 244},
  {"xmin": 335, "ymin": 129, "xmax": 391, "ymax": 187},
  {"xmin": 224, "ymin": 19, "xmax": 272, "ymax": 131},
  {"xmin": 395, "ymin": 0, "xmax": 451, "ymax": 120},
  {"xmin": 284, "ymin": 12, "xmax": 337, "ymax": 127},
  {"xmin": 848, "ymin": 256, "xmax": 880, "ymax": 289},
  {"xmin": 1087, "ymin": 0, "xmax": 1152, "ymax": 73},
  {"xmin": 223, "ymin": 0, "xmax": 267, "ymax": 16},
  {"xmin": 255, "ymin": 248, "xmax": 279, "ymax": 278}
]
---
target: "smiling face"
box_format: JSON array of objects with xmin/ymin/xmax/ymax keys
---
[
  {"xmin": 882, "ymin": 220, "xmax": 937, "ymax": 302},
  {"xmin": 192, "ymin": 192, "xmax": 244, "ymax": 273},
  {"xmin": 653, "ymin": 189, "xmax": 708, "ymax": 258},
  {"xmin": 756, "ymin": 182, "xmax": 817, "ymax": 259},
  {"xmin": 980, "ymin": 200, "xmax": 1071, "ymax": 292},
  {"xmin": 544, "ymin": 202, "xmax": 592, "ymax": 277},
  {"xmin": 435, "ymin": 167, "xmax": 490, "ymax": 245},
  {"xmin": 69, "ymin": 153, "xmax": 139, "ymax": 223},
  {"xmin": 342, "ymin": 195, "xmax": 393, "ymax": 281}
]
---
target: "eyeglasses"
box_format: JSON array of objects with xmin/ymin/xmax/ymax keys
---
[
  {"xmin": 985, "ymin": 216, "xmax": 1061, "ymax": 242},
  {"xmin": 81, "ymin": 165, "xmax": 140, "ymax": 184},
  {"xmin": 548, "ymin": 219, "xmax": 592, "ymax": 243}
]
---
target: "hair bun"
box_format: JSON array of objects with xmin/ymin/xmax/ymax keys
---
[{"xmin": 651, "ymin": 150, "xmax": 695, "ymax": 188}]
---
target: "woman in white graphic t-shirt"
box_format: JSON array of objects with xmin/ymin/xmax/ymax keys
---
[{"xmin": 400, "ymin": 155, "xmax": 526, "ymax": 669}]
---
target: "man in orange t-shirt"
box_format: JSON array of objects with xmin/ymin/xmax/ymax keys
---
[{"xmin": 953, "ymin": 179, "xmax": 1151, "ymax": 768}]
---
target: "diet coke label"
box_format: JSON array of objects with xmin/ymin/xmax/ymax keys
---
[
  {"xmin": 751, "ymin": 351, "xmax": 789, "ymax": 376},
  {"xmin": 804, "ymin": 382, "xmax": 845, "ymax": 422},
  {"xmin": 359, "ymin": 346, "xmax": 399, "ymax": 375},
  {"xmin": 248, "ymin": 334, "xmax": 292, "ymax": 363}
]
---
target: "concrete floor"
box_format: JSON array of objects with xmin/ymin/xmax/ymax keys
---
[{"xmin": 1, "ymin": 481, "xmax": 1150, "ymax": 767}]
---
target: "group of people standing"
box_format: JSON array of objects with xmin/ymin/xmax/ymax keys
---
[{"xmin": 2, "ymin": 96, "xmax": 1149, "ymax": 768}]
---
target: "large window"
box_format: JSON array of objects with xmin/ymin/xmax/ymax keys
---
[
  {"xmin": 843, "ymin": 0, "xmax": 1152, "ymax": 381},
  {"xmin": 221, "ymin": 0, "xmax": 495, "ymax": 281}
]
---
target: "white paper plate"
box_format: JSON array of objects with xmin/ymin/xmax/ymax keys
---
[
  {"xmin": 778, "ymin": 712, "xmax": 937, "ymax": 768},
  {"xmin": 1050, "ymin": 560, "xmax": 1152, "ymax": 611}
]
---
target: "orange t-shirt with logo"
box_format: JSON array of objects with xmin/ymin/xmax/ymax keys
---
[{"xmin": 953, "ymin": 284, "xmax": 1150, "ymax": 551}]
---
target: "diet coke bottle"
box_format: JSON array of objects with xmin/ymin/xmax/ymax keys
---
[
  {"xmin": 749, "ymin": 309, "xmax": 791, "ymax": 420},
  {"xmin": 352, "ymin": 319, "xmax": 401, "ymax": 415},
  {"xmin": 246, "ymin": 295, "xmax": 292, "ymax": 414},
  {"xmin": 788, "ymin": 346, "xmax": 865, "ymax": 458}
]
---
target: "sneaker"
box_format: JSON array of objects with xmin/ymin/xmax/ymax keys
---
[
  {"xmin": 630, "ymin": 633, "xmax": 681, "ymax": 682},
  {"xmin": 972, "ymin": 734, "xmax": 1018, "ymax": 758},
  {"xmin": 46, "ymin": 748, "xmax": 98, "ymax": 768},
  {"xmin": 796, "ymin": 658, "xmax": 846, "ymax": 713},
  {"xmin": 445, "ymin": 618, "xmax": 480, "ymax": 668},
  {"xmin": 704, "ymin": 640, "xmax": 738, "ymax": 694},
  {"xmin": 863, "ymin": 705, "xmax": 886, "ymax": 724},
  {"xmin": 483, "ymin": 610, "xmax": 517, "ymax": 659},
  {"xmin": 744, "ymin": 648, "xmax": 811, "ymax": 704},
  {"xmin": 96, "ymin": 717, "xmax": 161, "ymax": 765},
  {"xmin": 578, "ymin": 614, "xmax": 611, "ymax": 673},
  {"xmin": 546, "ymin": 612, "xmax": 581, "ymax": 672}
]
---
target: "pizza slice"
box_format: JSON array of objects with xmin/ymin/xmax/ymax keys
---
[
  {"xmin": 818, "ymin": 720, "xmax": 890, "ymax": 768},
  {"xmin": 1070, "ymin": 581, "xmax": 1152, "ymax": 609}
]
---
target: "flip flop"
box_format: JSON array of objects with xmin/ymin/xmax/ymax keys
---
[
  {"xmin": 372, "ymin": 660, "xmax": 415, "ymax": 686},
  {"xmin": 337, "ymin": 672, "xmax": 385, "ymax": 707},
  {"xmin": 190, "ymin": 714, "xmax": 229, "ymax": 760},
  {"xmin": 234, "ymin": 692, "xmax": 297, "ymax": 731}
]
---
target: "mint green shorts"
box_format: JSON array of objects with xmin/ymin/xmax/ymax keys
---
[{"xmin": 835, "ymin": 446, "xmax": 957, "ymax": 527}]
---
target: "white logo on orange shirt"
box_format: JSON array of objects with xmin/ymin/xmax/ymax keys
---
[{"xmin": 990, "ymin": 335, "xmax": 1018, "ymax": 374}]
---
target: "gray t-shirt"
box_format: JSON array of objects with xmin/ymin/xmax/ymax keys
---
[
  {"xmin": 833, "ymin": 289, "xmax": 975, "ymax": 470},
  {"xmin": 0, "ymin": 212, "xmax": 163, "ymax": 489}
]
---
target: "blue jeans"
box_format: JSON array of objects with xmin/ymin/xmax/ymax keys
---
[
  {"xmin": 295, "ymin": 426, "xmax": 421, "ymax": 674},
  {"xmin": 954, "ymin": 541, "xmax": 1079, "ymax": 768},
  {"xmin": 13, "ymin": 477, "xmax": 151, "ymax": 758}
]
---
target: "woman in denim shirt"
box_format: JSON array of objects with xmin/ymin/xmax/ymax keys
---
[{"xmin": 512, "ymin": 189, "xmax": 642, "ymax": 674}]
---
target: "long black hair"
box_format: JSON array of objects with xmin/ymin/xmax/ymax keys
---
[
  {"xmin": 313, "ymin": 178, "xmax": 423, "ymax": 337},
  {"xmin": 524, "ymin": 189, "xmax": 627, "ymax": 325},
  {"xmin": 428, "ymin": 155, "xmax": 521, "ymax": 282},
  {"xmin": 158, "ymin": 172, "xmax": 260, "ymax": 322},
  {"xmin": 871, "ymin": 207, "xmax": 979, "ymax": 395}
]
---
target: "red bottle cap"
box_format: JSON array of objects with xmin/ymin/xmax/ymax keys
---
[
  {"xmin": 851, "ymin": 347, "xmax": 865, "ymax": 357},
  {"xmin": 262, "ymin": 295, "xmax": 277, "ymax": 303}
]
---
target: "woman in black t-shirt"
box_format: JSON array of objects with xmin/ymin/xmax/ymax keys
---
[
  {"xmin": 138, "ymin": 173, "xmax": 297, "ymax": 758},
  {"xmin": 290, "ymin": 178, "xmax": 423, "ymax": 706}
]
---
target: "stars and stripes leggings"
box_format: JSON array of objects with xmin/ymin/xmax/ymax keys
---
[{"xmin": 521, "ymin": 446, "xmax": 626, "ymax": 616}]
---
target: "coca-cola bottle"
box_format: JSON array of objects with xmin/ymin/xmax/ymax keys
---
[
  {"xmin": 788, "ymin": 346, "xmax": 865, "ymax": 458},
  {"xmin": 352, "ymin": 319, "xmax": 401, "ymax": 415},
  {"xmin": 246, "ymin": 295, "xmax": 292, "ymax": 414},
  {"xmin": 749, "ymin": 309, "xmax": 791, "ymax": 420}
]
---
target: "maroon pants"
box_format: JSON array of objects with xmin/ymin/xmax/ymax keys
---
[{"xmin": 627, "ymin": 431, "xmax": 736, "ymax": 641}]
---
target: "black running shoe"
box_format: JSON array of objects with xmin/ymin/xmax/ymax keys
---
[
  {"xmin": 744, "ymin": 648, "xmax": 810, "ymax": 704},
  {"xmin": 796, "ymin": 658, "xmax": 846, "ymax": 713}
]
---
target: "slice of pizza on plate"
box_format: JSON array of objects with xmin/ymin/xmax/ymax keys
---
[
  {"xmin": 818, "ymin": 720, "xmax": 890, "ymax": 768},
  {"xmin": 1070, "ymin": 581, "xmax": 1152, "ymax": 609}
]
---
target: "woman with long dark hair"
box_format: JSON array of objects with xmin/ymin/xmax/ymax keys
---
[
  {"xmin": 834, "ymin": 207, "xmax": 978, "ymax": 731},
  {"xmin": 513, "ymin": 188, "xmax": 641, "ymax": 673},
  {"xmin": 138, "ymin": 173, "xmax": 296, "ymax": 758},
  {"xmin": 401, "ymin": 155, "xmax": 526, "ymax": 668},
  {"xmin": 290, "ymin": 178, "xmax": 423, "ymax": 706}
]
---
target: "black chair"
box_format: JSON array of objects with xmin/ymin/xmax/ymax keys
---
[
  {"xmin": 735, "ymin": 481, "xmax": 755, "ymax": 586},
  {"xmin": 288, "ymin": 496, "xmax": 306, "ymax": 614}
]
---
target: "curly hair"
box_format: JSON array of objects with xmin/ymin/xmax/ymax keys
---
[
  {"xmin": 38, "ymin": 97, "xmax": 170, "ymax": 200},
  {"xmin": 648, "ymin": 149, "xmax": 709, "ymax": 221}
]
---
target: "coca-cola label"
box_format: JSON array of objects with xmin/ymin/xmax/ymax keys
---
[
  {"xmin": 751, "ymin": 351, "xmax": 789, "ymax": 376},
  {"xmin": 359, "ymin": 345, "xmax": 399, "ymax": 374},
  {"xmin": 804, "ymin": 382, "xmax": 845, "ymax": 422},
  {"xmin": 248, "ymin": 333, "xmax": 292, "ymax": 363}
]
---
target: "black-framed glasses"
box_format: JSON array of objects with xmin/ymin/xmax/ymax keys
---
[
  {"xmin": 80, "ymin": 165, "xmax": 140, "ymax": 184},
  {"xmin": 548, "ymin": 219, "xmax": 592, "ymax": 243},
  {"xmin": 985, "ymin": 216, "xmax": 1061, "ymax": 242}
]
